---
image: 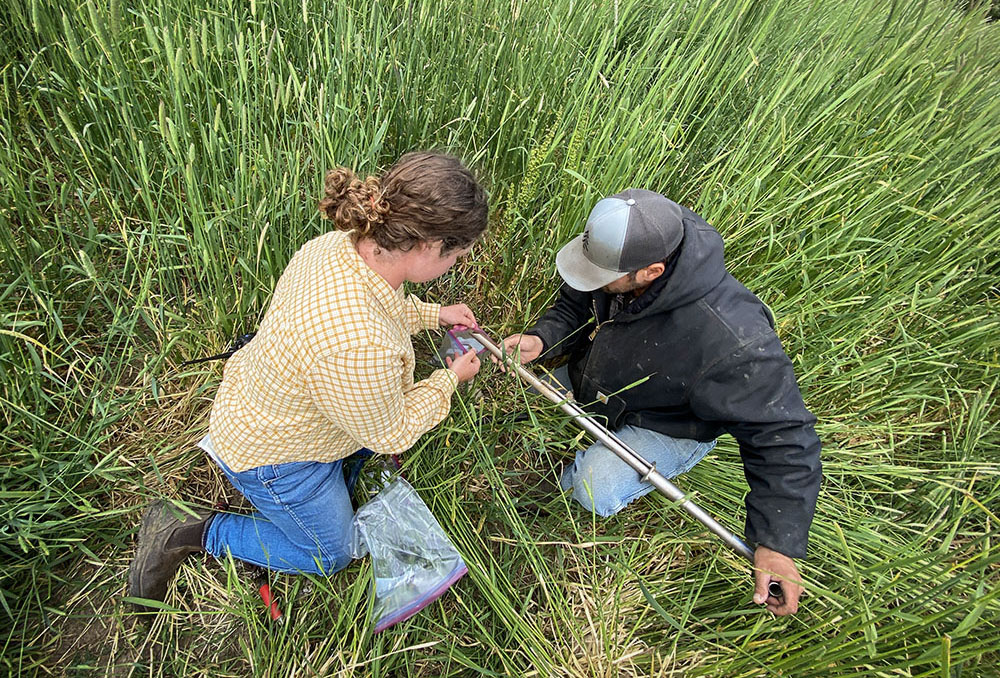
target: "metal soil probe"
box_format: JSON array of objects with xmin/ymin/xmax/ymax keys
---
[{"xmin": 471, "ymin": 329, "xmax": 783, "ymax": 599}]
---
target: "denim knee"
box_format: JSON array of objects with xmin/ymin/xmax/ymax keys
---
[
  {"xmin": 565, "ymin": 452, "xmax": 637, "ymax": 517},
  {"xmin": 560, "ymin": 428, "xmax": 715, "ymax": 518},
  {"xmin": 300, "ymin": 522, "xmax": 354, "ymax": 576},
  {"xmin": 315, "ymin": 547, "xmax": 353, "ymax": 576},
  {"xmin": 571, "ymin": 479, "xmax": 624, "ymax": 517},
  {"xmin": 271, "ymin": 530, "xmax": 353, "ymax": 576}
]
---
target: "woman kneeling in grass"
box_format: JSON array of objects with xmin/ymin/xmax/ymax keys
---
[{"xmin": 129, "ymin": 151, "xmax": 487, "ymax": 608}]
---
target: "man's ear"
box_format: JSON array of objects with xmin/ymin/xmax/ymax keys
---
[{"xmin": 641, "ymin": 261, "xmax": 666, "ymax": 283}]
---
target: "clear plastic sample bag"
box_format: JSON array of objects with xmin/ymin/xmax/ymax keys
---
[
  {"xmin": 353, "ymin": 477, "xmax": 468, "ymax": 633},
  {"xmin": 435, "ymin": 325, "xmax": 488, "ymax": 366}
]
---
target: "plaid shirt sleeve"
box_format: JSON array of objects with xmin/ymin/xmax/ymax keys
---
[
  {"xmin": 404, "ymin": 295, "xmax": 442, "ymax": 334},
  {"xmin": 304, "ymin": 345, "xmax": 458, "ymax": 454}
]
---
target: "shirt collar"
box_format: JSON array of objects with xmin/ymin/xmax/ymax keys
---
[{"xmin": 333, "ymin": 231, "xmax": 405, "ymax": 317}]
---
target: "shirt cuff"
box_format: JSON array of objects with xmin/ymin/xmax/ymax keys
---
[{"xmin": 434, "ymin": 367, "xmax": 460, "ymax": 391}]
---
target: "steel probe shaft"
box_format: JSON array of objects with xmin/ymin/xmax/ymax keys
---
[{"xmin": 472, "ymin": 329, "xmax": 783, "ymax": 600}]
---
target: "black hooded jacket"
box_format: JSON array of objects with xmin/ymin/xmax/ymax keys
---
[{"xmin": 527, "ymin": 207, "xmax": 822, "ymax": 559}]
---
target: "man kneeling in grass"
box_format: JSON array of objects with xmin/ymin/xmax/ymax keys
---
[{"xmin": 500, "ymin": 189, "xmax": 822, "ymax": 616}]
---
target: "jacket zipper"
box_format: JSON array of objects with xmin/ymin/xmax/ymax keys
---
[
  {"xmin": 583, "ymin": 298, "xmax": 617, "ymax": 404},
  {"xmin": 588, "ymin": 298, "xmax": 614, "ymax": 341}
]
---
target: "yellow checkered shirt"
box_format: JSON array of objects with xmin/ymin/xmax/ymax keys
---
[{"xmin": 209, "ymin": 230, "xmax": 459, "ymax": 472}]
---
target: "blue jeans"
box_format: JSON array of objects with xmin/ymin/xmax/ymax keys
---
[
  {"xmin": 204, "ymin": 454, "xmax": 357, "ymax": 575},
  {"xmin": 559, "ymin": 425, "xmax": 715, "ymax": 516},
  {"xmin": 542, "ymin": 366, "xmax": 716, "ymax": 517}
]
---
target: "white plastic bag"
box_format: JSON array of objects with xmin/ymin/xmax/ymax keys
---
[{"xmin": 353, "ymin": 478, "xmax": 468, "ymax": 633}]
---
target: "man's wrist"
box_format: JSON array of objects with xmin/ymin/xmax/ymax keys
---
[{"xmin": 754, "ymin": 543, "xmax": 798, "ymax": 562}]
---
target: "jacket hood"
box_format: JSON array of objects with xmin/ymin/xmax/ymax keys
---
[{"xmin": 623, "ymin": 207, "xmax": 727, "ymax": 320}]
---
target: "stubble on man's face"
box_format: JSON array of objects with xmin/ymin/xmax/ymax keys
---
[{"xmin": 601, "ymin": 271, "xmax": 641, "ymax": 294}]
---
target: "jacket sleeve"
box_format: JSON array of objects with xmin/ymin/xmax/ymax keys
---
[
  {"xmin": 526, "ymin": 284, "xmax": 595, "ymax": 359},
  {"xmin": 688, "ymin": 334, "xmax": 822, "ymax": 559},
  {"xmin": 304, "ymin": 345, "xmax": 458, "ymax": 454}
]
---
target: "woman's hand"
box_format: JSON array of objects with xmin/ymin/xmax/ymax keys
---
[
  {"xmin": 446, "ymin": 349, "xmax": 481, "ymax": 383},
  {"xmin": 439, "ymin": 303, "xmax": 476, "ymax": 328}
]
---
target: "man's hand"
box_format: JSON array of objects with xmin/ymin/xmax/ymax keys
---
[
  {"xmin": 445, "ymin": 349, "xmax": 481, "ymax": 383},
  {"xmin": 753, "ymin": 546, "xmax": 803, "ymax": 616},
  {"xmin": 493, "ymin": 334, "xmax": 544, "ymax": 371},
  {"xmin": 439, "ymin": 303, "xmax": 477, "ymax": 328}
]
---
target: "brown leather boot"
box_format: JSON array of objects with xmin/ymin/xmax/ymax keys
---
[{"xmin": 128, "ymin": 500, "xmax": 215, "ymax": 613}]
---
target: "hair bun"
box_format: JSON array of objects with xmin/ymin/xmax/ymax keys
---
[
  {"xmin": 318, "ymin": 151, "xmax": 488, "ymax": 253},
  {"xmin": 318, "ymin": 167, "xmax": 386, "ymax": 235}
]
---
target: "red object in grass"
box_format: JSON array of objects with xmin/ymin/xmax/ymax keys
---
[{"xmin": 257, "ymin": 582, "xmax": 282, "ymax": 621}]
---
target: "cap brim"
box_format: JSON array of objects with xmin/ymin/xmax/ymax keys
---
[{"xmin": 555, "ymin": 235, "xmax": 627, "ymax": 292}]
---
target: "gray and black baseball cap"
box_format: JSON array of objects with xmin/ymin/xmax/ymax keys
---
[{"xmin": 555, "ymin": 189, "xmax": 684, "ymax": 292}]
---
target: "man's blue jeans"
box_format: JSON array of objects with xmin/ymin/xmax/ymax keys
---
[
  {"xmin": 559, "ymin": 426, "xmax": 715, "ymax": 516},
  {"xmin": 203, "ymin": 453, "xmax": 357, "ymax": 575},
  {"xmin": 542, "ymin": 366, "xmax": 716, "ymax": 517}
]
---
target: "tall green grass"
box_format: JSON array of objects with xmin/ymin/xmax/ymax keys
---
[{"xmin": 2, "ymin": 0, "xmax": 998, "ymax": 674}]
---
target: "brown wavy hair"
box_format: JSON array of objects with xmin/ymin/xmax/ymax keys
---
[{"xmin": 318, "ymin": 151, "xmax": 488, "ymax": 254}]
